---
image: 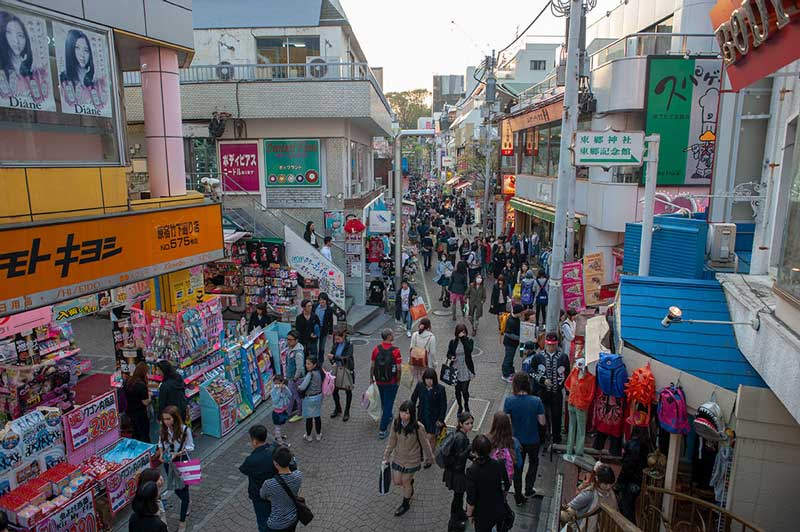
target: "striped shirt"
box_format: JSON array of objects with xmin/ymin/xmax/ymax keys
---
[{"xmin": 260, "ymin": 470, "xmax": 303, "ymax": 529}]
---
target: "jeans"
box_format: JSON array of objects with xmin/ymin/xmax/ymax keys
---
[
  {"xmin": 542, "ymin": 390, "xmax": 564, "ymax": 444},
  {"xmin": 378, "ymin": 383, "xmax": 399, "ymax": 432},
  {"xmin": 455, "ymin": 380, "xmax": 471, "ymax": 413},
  {"xmin": 401, "ymin": 310, "xmax": 412, "ymax": 331},
  {"xmin": 422, "ymin": 250, "xmax": 432, "ymax": 270},
  {"xmin": 164, "ymin": 463, "xmax": 190, "ymax": 522},
  {"xmin": 252, "ymin": 497, "xmax": 270, "ymax": 532},
  {"xmin": 514, "ymin": 442, "xmax": 540, "ymax": 497},
  {"xmin": 566, "ymin": 403, "xmax": 587, "ymax": 456},
  {"xmin": 317, "ymin": 334, "xmax": 328, "ymax": 359},
  {"xmin": 502, "ymin": 344, "xmax": 517, "ymax": 378}
]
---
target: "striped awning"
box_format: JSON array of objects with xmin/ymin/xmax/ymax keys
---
[
  {"xmin": 509, "ymin": 197, "xmax": 584, "ymax": 231},
  {"xmin": 445, "ymin": 176, "xmax": 461, "ymax": 186},
  {"xmin": 454, "ymin": 181, "xmax": 472, "ymax": 190}
]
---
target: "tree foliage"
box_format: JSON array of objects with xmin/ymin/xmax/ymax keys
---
[{"xmin": 386, "ymin": 89, "xmax": 432, "ymax": 129}]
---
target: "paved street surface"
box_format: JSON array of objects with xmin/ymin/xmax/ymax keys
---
[{"xmin": 85, "ymin": 266, "xmax": 558, "ymax": 532}]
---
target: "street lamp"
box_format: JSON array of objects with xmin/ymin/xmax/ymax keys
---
[{"xmin": 660, "ymin": 306, "xmax": 760, "ymax": 330}]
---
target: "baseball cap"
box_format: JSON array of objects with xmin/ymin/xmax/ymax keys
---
[{"xmin": 545, "ymin": 333, "xmax": 559, "ymax": 344}]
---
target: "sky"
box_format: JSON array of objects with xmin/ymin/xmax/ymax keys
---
[{"xmin": 343, "ymin": 0, "xmax": 620, "ymax": 93}]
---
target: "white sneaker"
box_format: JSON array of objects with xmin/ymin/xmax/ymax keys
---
[
  {"xmin": 406, "ymin": 330, "xmax": 412, "ymax": 338},
  {"xmin": 303, "ymin": 434, "xmax": 312, "ymax": 442},
  {"xmin": 315, "ymin": 432, "xmax": 322, "ymax": 441}
]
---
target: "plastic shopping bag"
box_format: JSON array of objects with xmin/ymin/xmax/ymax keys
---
[
  {"xmin": 410, "ymin": 297, "xmax": 427, "ymax": 321},
  {"xmin": 364, "ymin": 383, "xmax": 381, "ymax": 422}
]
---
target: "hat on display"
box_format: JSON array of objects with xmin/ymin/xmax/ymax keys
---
[{"xmin": 693, "ymin": 400, "xmax": 727, "ymax": 441}]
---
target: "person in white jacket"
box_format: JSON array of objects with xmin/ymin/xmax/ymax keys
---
[
  {"xmin": 409, "ymin": 318, "xmax": 437, "ymax": 385},
  {"xmin": 560, "ymin": 309, "xmax": 577, "ymax": 357}
]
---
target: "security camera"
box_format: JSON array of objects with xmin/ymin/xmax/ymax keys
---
[{"xmin": 661, "ymin": 306, "xmax": 683, "ymax": 328}]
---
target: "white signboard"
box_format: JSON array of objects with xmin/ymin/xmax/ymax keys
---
[
  {"xmin": 574, "ymin": 130, "xmax": 645, "ymax": 167},
  {"xmin": 368, "ymin": 210, "xmax": 391, "ymax": 234},
  {"xmin": 520, "ymin": 321, "xmax": 537, "ymax": 346},
  {"xmin": 442, "ymin": 156, "xmax": 454, "ymax": 168},
  {"xmin": 284, "ymin": 227, "xmax": 345, "ymax": 308}
]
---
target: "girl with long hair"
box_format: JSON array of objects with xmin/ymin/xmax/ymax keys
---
[
  {"xmin": 490, "ymin": 275, "xmax": 510, "ymax": 330},
  {"xmin": 157, "ymin": 406, "xmax": 194, "ymax": 532},
  {"xmin": 486, "ymin": 412, "xmax": 522, "ymax": 496},
  {"xmin": 434, "ymin": 252, "xmax": 454, "ymax": 302},
  {"xmin": 447, "ymin": 324, "xmax": 475, "ymax": 416},
  {"xmin": 448, "ymin": 261, "xmax": 469, "ymax": 320},
  {"xmin": 444, "ymin": 412, "xmax": 474, "ymax": 530},
  {"xmin": 135, "ymin": 468, "xmax": 165, "ymax": 523},
  {"xmin": 298, "ymin": 356, "xmax": 324, "ymax": 441},
  {"xmin": 465, "ymin": 435, "xmax": 511, "ymax": 532},
  {"xmin": 382, "ymin": 401, "xmax": 434, "ymax": 517},
  {"xmin": 129, "ymin": 479, "xmax": 168, "ymax": 532},
  {"xmin": 409, "ymin": 317, "xmax": 436, "ymax": 384},
  {"xmin": 410, "ymin": 367, "xmax": 447, "ymax": 456},
  {"xmin": 125, "ymin": 361, "xmax": 151, "ymax": 443}
]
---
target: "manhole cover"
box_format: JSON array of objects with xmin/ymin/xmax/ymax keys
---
[
  {"xmin": 350, "ymin": 339, "xmax": 369, "ymax": 346},
  {"xmin": 432, "ymin": 310, "xmax": 451, "ymax": 317}
]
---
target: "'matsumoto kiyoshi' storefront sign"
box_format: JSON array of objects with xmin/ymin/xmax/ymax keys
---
[{"xmin": 0, "ymin": 204, "xmax": 224, "ymax": 316}]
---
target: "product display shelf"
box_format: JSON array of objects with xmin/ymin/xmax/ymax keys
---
[
  {"xmin": 239, "ymin": 333, "xmax": 264, "ymax": 410},
  {"xmin": 198, "ymin": 367, "xmax": 239, "ymax": 438},
  {"xmin": 223, "ymin": 343, "xmax": 252, "ymax": 420}
]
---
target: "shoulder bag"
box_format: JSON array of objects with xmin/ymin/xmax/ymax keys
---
[
  {"xmin": 410, "ymin": 335, "xmax": 432, "ymax": 368},
  {"xmin": 276, "ymin": 474, "xmax": 314, "ymax": 526}
]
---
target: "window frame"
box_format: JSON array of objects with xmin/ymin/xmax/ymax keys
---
[
  {"xmin": 256, "ymin": 35, "xmax": 321, "ymax": 65},
  {"xmin": 529, "ymin": 59, "xmax": 547, "ymax": 71},
  {"xmin": 0, "ymin": 0, "xmax": 125, "ymax": 168}
]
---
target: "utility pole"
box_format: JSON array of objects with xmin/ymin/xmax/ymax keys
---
[
  {"xmin": 638, "ymin": 135, "xmax": 660, "ymax": 276},
  {"xmin": 482, "ymin": 52, "xmax": 496, "ymax": 235},
  {"xmin": 546, "ymin": 0, "xmax": 584, "ymax": 334}
]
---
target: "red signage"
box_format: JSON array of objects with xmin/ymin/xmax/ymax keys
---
[
  {"xmin": 502, "ymin": 175, "xmax": 516, "ymax": 195},
  {"xmin": 711, "ymin": 0, "xmax": 800, "ymax": 90},
  {"xmin": 219, "ymin": 142, "xmax": 260, "ymax": 192}
]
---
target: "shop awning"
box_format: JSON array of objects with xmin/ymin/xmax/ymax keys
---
[
  {"xmin": 618, "ymin": 276, "xmax": 766, "ymax": 392},
  {"xmin": 223, "ymin": 230, "xmax": 251, "ymax": 244},
  {"xmin": 509, "ymin": 197, "xmax": 583, "ymax": 231},
  {"xmin": 445, "ymin": 176, "xmax": 461, "ymax": 186},
  {"xmin": 454, "ymin": 181, "xmax": 472, "ymax": 191}
]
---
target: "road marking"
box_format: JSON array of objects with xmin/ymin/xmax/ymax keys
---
[{"xmin": 445, "ymin": 397, "xmax": 490, "ymax": 432}]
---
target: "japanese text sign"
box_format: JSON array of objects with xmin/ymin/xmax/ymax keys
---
[
  {"xmin": 264, "ymin": 139, "xmax": 321, "ymax": 188},
  {"xmin": 562, "ymin": 261, "xmax": 585, "ymax": 312},
  {"xmin": 52, "ymin": 294, "xmax": 99, "ymax": 323},
  {"xmin": 0, "ymin": 306, "xmax": 52, "ymax": 338},
  {"xmin": 64, "ymin": 391, "xmax": 119, "ymax": 455},
  {"xmin": 574, "ymin": 131, "xmax": 644, "ymax": 167},
  {"xmin": 500, "ymin": 120, "xmax": 514, "ymax": 156},
  {"xmin": 219, "ymin": 142, "xmax": 260, "ymax": 192},
  {"xmin": 35, "ymin": 487, "xmax": 96, "ymax": 532},
  {"xmin": 284, "ymin": 227, "xmax": 345, "ymax": 308},
  {"xmin": 0, "ymin": 204, "xmax": 224, "ymax": 316},
  {"xmin": 105, "ymin": 450, "xmax": 151, "ymax": 514}
]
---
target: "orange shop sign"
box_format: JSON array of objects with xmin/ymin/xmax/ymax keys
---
[
  {"xmin": 509, "ymin": 99, "xmax": 564, "ymax": 132},
  {"xmin": 502, "ymin": 175, "xmax": 517, "ymax": 195},
  {"xmin": 711, "ymin": 0, "xmax": 800, "ymax": 90},
  {"xmin": 0, "ymin": 204, "xmax": 224, "ymax": 316}
]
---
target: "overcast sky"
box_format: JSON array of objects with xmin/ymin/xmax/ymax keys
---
[{"xmin": 343, "ymin": 0, "xmax": 619, "ymax": 93}]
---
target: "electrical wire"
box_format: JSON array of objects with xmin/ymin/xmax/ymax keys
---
[{"xmin": 497, "ymin": 1, "xmax": 553, "ymax": 56}]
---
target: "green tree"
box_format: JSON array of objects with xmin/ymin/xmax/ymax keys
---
[{"xmin": 386, "ymin": 89, "xmax": 432, "ymax": 129}]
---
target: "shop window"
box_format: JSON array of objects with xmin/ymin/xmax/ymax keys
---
[
  {"xmin": 185, "ymin": 138, "xmax": 218, "ymax": 191},
  {"xmin": 549, "ymin": 124, "xmax": 561, "ymax": 175},
  {"xmin": 533, "ymin": 126, "xmax": 548, "ymax": 175},
  {"xmin": 0, "ymin": 3, "xmax": 122, "ymax": 166},
  {"xmin": 521, "ymin": 128, "xmax": 533, "ymax": 174},
  {"xmin": 776, "ymin": 126, "xmax": 800, "ymax": 304},
  {"xmin": 256, "ymin": 36, "xmax": 321, "ymax": 78}
]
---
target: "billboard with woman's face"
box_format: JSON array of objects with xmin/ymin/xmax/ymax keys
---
[
  {"xmin": 0, "ymin": 7, "xmax": 55, "ymax": 112},
  {"xmin": 54, "ymin": 22, "xmax": 111, "ymax": 117}
]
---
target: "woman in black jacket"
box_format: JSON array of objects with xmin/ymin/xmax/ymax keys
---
[
  {"xmin": 490, "ymin": 275, "xmax": 510, "ymax": 325},
  {"xmin": 445, "ymin": 412, "xmax": 475, "ymax": 530},
  {"xmin": 466, "ymin": 435, "xmax": 511, "ymax": 532},
  {"xmin": 156, "ymin": 360, "xmax": 186, "ymax": 418},
  {"xmin": 295, "ymin": 299, "xmax": 321, "ymax": 358},
  {"xmin": 327, "ymin": 329, "xmax": 354, "ymax": 421},
  {"xmin": 303, "ymin": 221, "xmax": 319, "ymax": 248},
  {"xmin": 411, "ymin": 367, "xmax": 447, "ymax": 455},
  {"xmin": 447, "ymin": 324, "xmax": 475, "ymax": 416},
  {"xmin": 448, "ymin": 262, "xmax": 469, "ymax": 320},
  {"xmin": 247, "ymin": 303, "xmax": 271, "ymax": 332},
  {"xmin": 312, "ymin": 292, "xmax": 335, "ymax": 356},
  {"xmin": 129, "ymin": 481, "xmax": 168, "ymax": 532}
]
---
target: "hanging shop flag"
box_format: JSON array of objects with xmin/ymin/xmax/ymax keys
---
[
  {"xmin": 583, "ymin": 252, "xmax": 606, "ymax": 306},
  {"xmin": 53, "ymin": 22, "xmax": 113, "ymax": 117},
  {"xmin": 264, "ymin": 139, "xmax": 321, "ymax": 188},
  {"xmin": 324, "ymin": 211, "xmax": 345, "ymax": 241},
  {"xmin": 63, "ymin": 391, "xmax": 119, "ymax": 456},
  {"xmin": 500, "ymin": 120, "xmax": 514, "ymax": 156},
  {"xmin": 219, "ymin": 142, "xmax": 260, "ymax": 192},
  {"xmin": 524, "ymin": 129, "xmax": 534, "ymax": 156},
  {"xmin": 284, "ymin": 227, "xmax": 345, "ymax": 308},
  {"xmin": 34, "ymin": 487, "xmax": 96, "ymax": 532},
  {"xmin": 562, "ymin": 261, "xmax": 585, "ymax": 312},
  {"xmin": 644, "ymin": 57, "xmax": 722, "ymax": 185},
  {"xmin": 0, "ymin": 6, "xmax": 56, "ymax": 112}
]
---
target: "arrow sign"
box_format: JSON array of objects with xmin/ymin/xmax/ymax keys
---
[{"xmin": 573, "ymin": 130, "xmax": 645, "ymax": 168}]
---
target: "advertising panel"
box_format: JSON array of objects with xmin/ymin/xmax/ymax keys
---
[
  {"xmin": 583, "ymin": 252, "xmax": 606, "ymax": 306},
  {"xmin": 264, "ymin": 139, "xmax": 321, "ymax": 188},
  {"xmin": 562, "ymin": 261, "xmax": 585, "ymax": 312},
  {"xmin": 219, "ymin": 142, "xmax": 259, "ymax": 192},
  {"xmin": 0, "ymin": 204, "xmax": 224, "ymax": 316},
  {"xmin": 34, "ymin": 488, "xmax": 96, "ymax": 532},
  {"xmin": 63, "ymin": 391, "xmax": 119, "ymax": 457},
  {"xmin": 324, "ymin": 211, "xmax": 345, "ymax": 241},
  {"xmin": 284, "ymin": 227, "xmax": 345, "ymax": 308},
  {"xmin": 105, "ymin": 450, "xmax": 151, "ymax": 514},
  {"xmin": 644, "ymin": 57, "xmax": 722, "ymax": 185},
  {"xmin": 53, "ymin": 22, "xmax": 112, "ymax": 118}
]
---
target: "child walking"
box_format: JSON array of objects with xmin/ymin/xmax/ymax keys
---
[{"xmin": 271, "ymin": 375, "xmax": 292, "ymax": 444}]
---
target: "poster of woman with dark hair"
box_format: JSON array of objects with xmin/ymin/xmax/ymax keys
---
[
  {"xmin": 0, "ymin": 7, "xmax": 55, "ymax": 111},
  {"xmin": 54, "ymin": 22, "xmax": 111, "ymax": 117}
]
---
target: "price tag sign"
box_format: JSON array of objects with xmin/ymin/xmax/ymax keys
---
[
  {"xmin": 64, "ymin": 391, "xmax": 119, "ymax": 454},
  {"xmin": 106, "ymin": 451, "xmax": 151, "ymax": 514},
  {"xmin": 35, "ymin": 488, "xmax": 96, "ymax": 532}
]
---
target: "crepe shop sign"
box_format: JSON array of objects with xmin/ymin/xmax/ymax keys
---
[{"xmin": 64, "ymin": 392, "xmax": 118, "ymax": 452}]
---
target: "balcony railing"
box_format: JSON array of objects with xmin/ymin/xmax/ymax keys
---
[
  {"xmin": 123, "ymin": 62, "xmax": 393, "ymax": 115},
  {"xmin": 515, "ymin": 73, "xmax": 560, "ymax": 110},
  {"xmin": 589, "ymin": 33, "xmax": 718, "ymax": 71}
]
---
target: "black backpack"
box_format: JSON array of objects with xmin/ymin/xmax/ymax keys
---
[{"xmin": 373, "ymin": 345, "xmax": 397, "ymax": 382}]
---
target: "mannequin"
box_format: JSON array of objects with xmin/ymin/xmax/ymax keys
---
[{"xmin": 564, "ymin": 357, "xmax": 596, "ymax": 459}]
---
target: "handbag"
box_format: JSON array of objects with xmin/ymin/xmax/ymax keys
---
[
  {"xmin": 439, "ymin": 362, "xmax": 458, "ymax": 386},
  {"xmin": 333, "ymin": 365, "xmax": 353, "ymax": 390},
  {"xmin": 410, "ymin": 297, "xmax": 428, "ymax": 322},
  {"xmin": 379, "ymin": 461, "xmax": 392, "ymax": 495},
  {"xmin": 173, "ymin": 456, "xmax": 202, "ymax": 486},
  {"xmin": 276, "ymin": 474, "xmax": 314, "ymax": 525},
  {"xmin": 410, "ymin": 336, "xmax": 431, "ymax": 368}
]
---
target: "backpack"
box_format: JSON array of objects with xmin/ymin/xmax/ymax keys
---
[
  {"xmin": 625, "ymin": 364, "xmax": 656, "ymax": 427},
  {"xmin": 373, "ymin": 346, "xmax": 397, "ymax": 383},
  {"xmin": 535, "ymin": 279, "xmax": 548, "ymax": 305},
  {"xmin": 447, "ymin": 237, "xmax": 459, "ymax": 252},
  {"xmin": 491, "ymin": 447, "xmax": 515, "ymax": 481},
  {"xmin": 498, "ymin": 312, "xmax": 510, "ymax": 335},
  {"xmin": 657, "ymin": 385, "xmax": 690, "ymax": 435},
  {"xmin": 521, "ymin": 281, "xmax": 534, "ymax": 306},
  {"xmin": 593, "ymin": 391, "xmax": 625, "ymax": 437},
  {"xmin": 435, "ymin": 431, "xmax": 457, "ymax": 469},
  {"xmin": 322, "ymin": 369, "xmax": 335, "ymax": 396},
  {"xmin": 597, "ymin": 353, "xmax": 628, "ymax": 398}
]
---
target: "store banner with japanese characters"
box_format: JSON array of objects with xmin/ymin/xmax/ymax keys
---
[
  {"xmin": 34, "ymin": 487, "xmax": 96, "ymax": 532},
  {"xmin": 645, "ymin": 57, "xmax": 722, "ymax": 185},
  {"xmin": 264, "ymin": 139, "xmax": 321, "ymax": 188},
  {"xmin": 562, "ymin": 261, "xmax": 585, "ymax": 312},
  {"xmin": 63, "ymin": 391, "xmax": 119, "ymax": 459},
  {"xmin": 105, "ymin": 450, "xmax": 151, "ymax": 514},
  {"xmin": 0, "ymin": 204, "xmax": 224, "ymax": 316},
  {"xmin": 52, "ymin": 294, "xmax": 99, "ymax": 322},
  {"xmin": 53, "ymin": 22, "xmax": 113, "ymax": 118},
  {"xmin": 284, "ymin": 227, "xmax": 345, "ymax": 308},
  {"xmin": 219, "ymin": 142, "xmax": 259, "ymax": 192}
]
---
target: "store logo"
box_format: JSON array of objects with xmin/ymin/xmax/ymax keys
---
[
  {"xmin": 306, "ymin": 170, "xmax": 319, "ymax": 183},
  {"xmin": 268, "ymin": 175, "xmax": 277, "ymax": 183}
]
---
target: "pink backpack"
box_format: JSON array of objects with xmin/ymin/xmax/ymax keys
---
[
  {"xmin": 491, "ymin": 447, "xmax": 514, "ymax": 481},
  {"xmin": 322, "ymin": 369, "xmax": 335, "ymax": 396},
  {"xmin": 657, "ymin": 385, "xmax": 690, "ymax": 435}
]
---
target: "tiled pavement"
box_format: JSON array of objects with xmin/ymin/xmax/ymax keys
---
[{"xmin": 76, "ymin": 264, "xmax": 558, "ymax": 532}]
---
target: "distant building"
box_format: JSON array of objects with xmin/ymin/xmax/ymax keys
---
[{"xmin": 432, "ymin": 74, "xmax": 465, "ymax": 113}]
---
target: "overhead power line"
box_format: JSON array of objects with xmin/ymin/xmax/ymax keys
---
[{"xmin": 497, "ymin": 1, "xmax": 553, "ymax": 56}]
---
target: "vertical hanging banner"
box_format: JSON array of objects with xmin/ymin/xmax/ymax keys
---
[
  {"xmin": 500, "ymin": 120, "xmax": 514, "ymax": 156},
  {"xmin": 562, "ymin": 261, "xmax": 585, "ymax": 312},
  {"xmin": 219, "ymin": 142, "xmax": 260, "ymax": 192},
  {"xmin": 53, "ymin": 22, "xmax": 112, "ymax": 117},
  {"xmin": 0, "ymin": 6, "xmax": 56, "ymax": 112},
  {"xmin": 583, "ymin": 252, "xmax": 605, "ymax": 306},
  {"xmin": 644, "ymin": 57, "xmax": 722, "ymax": 185}
]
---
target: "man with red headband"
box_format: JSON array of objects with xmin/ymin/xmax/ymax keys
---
[{"xmin": 528, "ymin": 332, "xmax": 570, "ymax": 445}]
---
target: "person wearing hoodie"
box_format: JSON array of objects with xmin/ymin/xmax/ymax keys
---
[
  {"xmin": 519, "ymin": 269, "xmax": 537, "ymax": 310},
  {"xmin": 157, "ymin": 360, "xmax": 187, "ymax": 419},
  {"xmin": 284, "ymin": 330, "xmax": 306, "ymax": 423},
  {"xmin": 501, "ymin": 304, "xmax": 523, "ymax": 382}
]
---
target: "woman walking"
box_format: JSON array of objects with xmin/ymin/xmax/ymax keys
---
[
  {"xmin": 382, "ymin": 401, "xmax": 435, "ymax": 517},
  {"xmin": 303, "ymin": 221, "xmax": 318, "ymax": 249},
  {"xmin": 465, "ymin": 275, "xmax": 486, "ymax": 336},
  {"xmin": 129, "ymin": 479, "xmax": 168, "ymax": 532},
  {"xmin": 446, "ymin": 324, "xmax": 475, "ymax": 416},
  {"xmin": 395, "ymin": 279, "xmax": 418, "ymax": 338},
  {"xmin": 327, "ymin": 329, "xmax": 354, "ymax": 421},
  {"xmin": 490, "ymin": 275, "xmax": 510, "ymax": 331},
  {"xmin": 465, "ymin": 435, "xmax": 511, "ymax": 532},
  {"xmin": 444, "ymin": 412, "xmax": 474, "ymax": 532},
  {"xmin": 459, "ymin": 238, "xmax": 471, "ymax": 263},
  {"xmin": 534, "ymin": 270, "xmax": 549, "ymax": 328},
  {"xmin": 126, "ymin": 361, "xmax": 152, "ymax": 443},
  {"xmin": 298, "ymin": 357, "xmax": 324, "ymax": 441},
  {"xmin": 157, "ymin": 406, "xmax": 194, "ymax": 532},
  {"xmin": 410, "ymin": 368, "xmax": 447, "ymax": 456},
  {"xmin": 409, "ymin": 318, "xmax": 437, "ymax": 383},
  {"xmin": 434, "ymin": 253, "xmax": 454, "ymax": 303},
  {"xmin": 448, "ymin": 262, "xmax": 469, "ymax": 320},
  {"xmin": 487, "ymin": 412, "xmax": 522, "ymax": 500}
]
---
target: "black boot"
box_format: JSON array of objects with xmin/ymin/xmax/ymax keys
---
[
  {"xmin": 394, "ymin": 498, "xmax": 410, "ymax": 516},
  {"xmin": 343, "ymin": 392, "xmax": 352, "ymax": 422}
]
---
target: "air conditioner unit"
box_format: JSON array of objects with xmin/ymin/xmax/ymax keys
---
[
  {"xmin": 707, "ymin": 223, "xmax": 737, "ymax": 263},
  {"xmin": 306, "ymin": 57, "xmax": 343, "ymax": 79},
  {"xmin": 216, "ymin": 61, "xmax": 234, "ymax": 81}
]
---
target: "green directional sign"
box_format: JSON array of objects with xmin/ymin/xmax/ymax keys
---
[{"xmin": 573, "ymin": 130, "xmax": 645, "ymax": 168}]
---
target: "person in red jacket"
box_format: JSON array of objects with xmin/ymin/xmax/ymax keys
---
[{"xmin": 371, "ymin": 328, "xmax": 403, "ymax": 439}]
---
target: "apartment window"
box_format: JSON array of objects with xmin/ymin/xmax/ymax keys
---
[
  {"xmin": 0, "ymin": 3, "xmax": 122, "ymax": 165},
  {"xmin": 530, "ymin": 60, "xmax": 547, "ymax": 71},
  {"xmin": 256, "ymin": 36, "xmax": 321, "ymax": 77}
]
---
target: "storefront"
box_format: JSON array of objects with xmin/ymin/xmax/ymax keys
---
[{"xmin": 508, "ymin": 197, "xmax": 586, "ymax": 258}]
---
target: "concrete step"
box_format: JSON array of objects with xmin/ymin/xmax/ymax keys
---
[
  {"xmin": 346, "ymin": 304, "xmax": 385, "ymax": 334},
  {"xmin": 354, "ymin": 311, "xmax": 393, "ymax": 337}
]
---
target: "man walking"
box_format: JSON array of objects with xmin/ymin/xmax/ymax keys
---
[
  {"xmin": 504, "ymin": 373, "xmax": 546, "ymax": 505},
  {"xmin": 371, "ymin": 328, "xmax": 402, "ymax": 439},
  {"xmin": 501, "ymin": 304, "xmax": 523, "ymax": 382},
  {"xmin": 239, "ymin": 425, "xmax": 276, "ymax": 532},
  {"xmin": 529, "ymin": 333, "xmax": 570, "ymax": 445}
]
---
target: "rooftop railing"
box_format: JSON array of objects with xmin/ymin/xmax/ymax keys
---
[{"xmin": 589, "ymin": 32, "xmax": 718, "ymax": 71}]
